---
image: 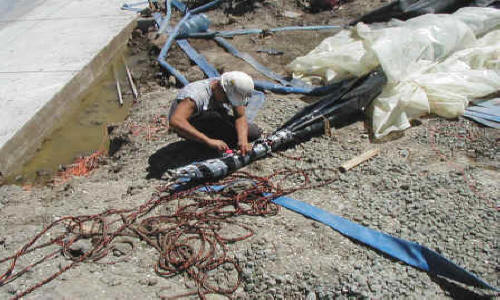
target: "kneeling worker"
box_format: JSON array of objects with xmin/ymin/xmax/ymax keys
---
[{"xmin": 168, "ymin": 71, "xmax": 262, "ymax": 156}]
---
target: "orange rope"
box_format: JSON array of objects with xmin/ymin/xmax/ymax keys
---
[{"xmin": 54, "ymin": 151, "xmax": 105, "ymax": 184}]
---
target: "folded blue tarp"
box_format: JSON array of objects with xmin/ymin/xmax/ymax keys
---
[
  {"xmin": 273, "ymin": 195, "xmax": 499, "ymax": 291},
  {"xmin": 191, "ymin": 184, "xmax": 498, "ymax": 292}
]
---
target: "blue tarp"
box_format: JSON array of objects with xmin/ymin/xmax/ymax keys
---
[
  {"xmin": 272, "ymin": 195, "xmax": 499, "ymax": 291},
  {"xmin": 464, "ymin": 99, "xmax": 500, "ymax": 128},
  {"xmin": 191, "ymin": 184, "xmax": 498, "ymax": 291}
]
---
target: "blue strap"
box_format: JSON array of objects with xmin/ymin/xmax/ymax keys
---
[
  {"xmin": 158, "ymin": 60, "xmax": 189, "ymax": 86},
  {"xmin": 272, "ymin": 195, "xmax": 499, "ymax": 291},
  {"xmin": 466, "ymin": 105, "xmax": 500, "ymax": 119},
  {"xmin": 155, "ymin": 7, "xmax": 219, "ymax": 84},
  {"xmin": 171, "ymin": 0, "xmax": 186, "ymax": 11},
  {"xmin": 254, "ymin": 80, "xmax": 313, "ymax": 94},
  {"xmin": 152, "ymin": 12, "xmax": 163, "ymax": 28},
  {"xmin": 166, "ymin": 0, "xmax": 220, "ymax": 81},
  {"xmin": 475, "ymin": 99, "xmax": 500, "ymax": 110},
  {"xmin": 463, "ymin": 114, "xmax": 500, "ymax": 129},
  {"xmin": 170, "ymin": 0, "xmax": 297, "ymax": 86},
  {"xmin": 254, "ymin": 80, "xmax": 346, "ymax": 96},
  {"xmin": 174, "ymin": 182, "xmax": 498, "ymax": 291},
  {"xmin": 464, "ymin": 110, "xmax": 500, "ymax": 123},
  {"xmin": 213, "ymin": 37, "xmax": 294, "ymax": 86},
  {"xmin": 171, "ymin": 181, "xmax": 498, "ymax": 291},
  {"xmin": 158, "ymin": 12, "xmax": 192, "ymax": 60},
  {"xmin": 176, "ymin": 39, "xmax": 220, "ymax": 78},
  {"xmin": 155, "ymin": 11, "xmax": 193, "ymax": 86}
]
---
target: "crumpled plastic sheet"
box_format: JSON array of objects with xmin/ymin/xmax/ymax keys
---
[
  {"xmin": 286, "ymin": 30, "xmax": 379, "ymax": 83},
  {"xmin": 287, "ymin": 7, "xmax": 500, "ymax": 138},
  {"xmin": 369, "ymin": 27, "xmax": 500, "ymax": 137}
]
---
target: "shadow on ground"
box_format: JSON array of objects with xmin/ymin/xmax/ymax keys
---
[
  {"xmin": 429, "ymin": 275, "xmax": 494, "ymax": 300},
  {"xmin": 343, "ymin": 234, "xmax": 493, "ymax": 299},
  {"xmin": 147, "ymin": 140, "xmax": 220, "ymax": 179}
]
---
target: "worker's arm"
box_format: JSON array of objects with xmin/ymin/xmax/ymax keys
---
[
  {"xmin": 170, "ymin": 98, "xmax": 229, "ymax": 152},
  {"xmin": 234, "ymin": 106, "xmax": 251, "ymax": 156}
]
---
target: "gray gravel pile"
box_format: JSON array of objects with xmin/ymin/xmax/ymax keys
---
[
  {"xmin": 420, "ymin": 118, "xmax": 498, "ymax": 162},
  {"xmin": 221, "ymin": 95, "xmax": 499, "ymax": 299},
  {"xmin": 1, "ymin": 90, "xmax": 498, "ymax": 300}
]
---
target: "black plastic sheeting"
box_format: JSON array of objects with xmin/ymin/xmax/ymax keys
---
[
  {"xmin": 278, "ymin": 75, "xmax": 373, "ymax": 132},
  {"xmin": 286, "ymin": 69, "xmax": 387, "ymax": 140},
  {"xmin": 351, "ymin": 0, "xmax": 499, "ymax": 25}
]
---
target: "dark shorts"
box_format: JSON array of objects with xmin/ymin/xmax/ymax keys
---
[{"xmin": 189, "ymin": 111, "xmax": 262, "ymax": 148}]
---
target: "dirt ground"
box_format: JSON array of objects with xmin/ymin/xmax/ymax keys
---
[{"xmin": 0, "ymin": 0, "xmax": 499, "ymax": 299}]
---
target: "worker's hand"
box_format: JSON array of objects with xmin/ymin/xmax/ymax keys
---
[
  {"xmin": 238, "ymin": 142, "xmax": 252, "ymax": 156},
  {"xmin": 207, "ymin": 139, "xmax": 229, "ymax": 152}
]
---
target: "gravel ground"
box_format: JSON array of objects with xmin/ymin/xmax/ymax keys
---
[{"xmin": 0, "ymin": 0, "xmax": 499, "ymax": 299}]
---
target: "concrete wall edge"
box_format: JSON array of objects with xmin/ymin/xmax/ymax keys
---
[{"xmin": 0, "ymin": 17, "xmax": 138, "ymax": 178}]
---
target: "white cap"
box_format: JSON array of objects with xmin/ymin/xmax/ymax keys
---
[{"xmin": 220, "ymin": 71, "xmax": 254, "ymax": 107}]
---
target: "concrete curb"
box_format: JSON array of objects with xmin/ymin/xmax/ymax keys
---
[{"xmin": 0, "ymin": 17, "xmax": 138, "ymax": 177}]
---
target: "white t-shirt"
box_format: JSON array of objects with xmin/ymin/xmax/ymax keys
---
[{"xmin": 168, "ymin": 78, "xmax": 231, "ymax": 120}]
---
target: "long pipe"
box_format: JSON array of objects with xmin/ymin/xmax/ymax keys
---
[
  {"xmin": 158, "ymin": 0, "xmax": 172, "ymax": 33},
  {"xmin": 156, "ymin": 11, "xmax": 192, "ymax": 85},
  {"xmin": 178, "ymin": 25, "xmax": 342, "ymax": 39}
]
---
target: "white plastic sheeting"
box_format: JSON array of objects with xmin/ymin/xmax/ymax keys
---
[
  {"xmin": 287, "ymin": 7, "xmax": 500, "ymax": 138},
  {"xmin": 286, "ymin": 29, "xmax": 378, "ymax": 83},
  {"xmin": 370, "ymin": 28, "xmax": 500, "ymax": 137}
]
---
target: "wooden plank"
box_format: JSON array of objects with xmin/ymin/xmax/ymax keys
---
[{"xmin": 339, "ymin": 148, "xmax": 380, "ymax": 172}]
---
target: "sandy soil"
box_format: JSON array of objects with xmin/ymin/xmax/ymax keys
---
[{"xmin": 0, "ymin": 0, "xmax": 498, "ymax": 299}]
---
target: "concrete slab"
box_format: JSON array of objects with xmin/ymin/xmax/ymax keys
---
[
  {"xmin": 0, "ymin": 0, "xmax": 140, "ymax": 176},
  {"xmin": 0, "ymin": 0, "xmax": 42, "ymax": 30}
]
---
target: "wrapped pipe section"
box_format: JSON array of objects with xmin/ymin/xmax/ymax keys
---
[{"xmin": 171, "ymin": 69, "xmax": 388, "ymax": 182}]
